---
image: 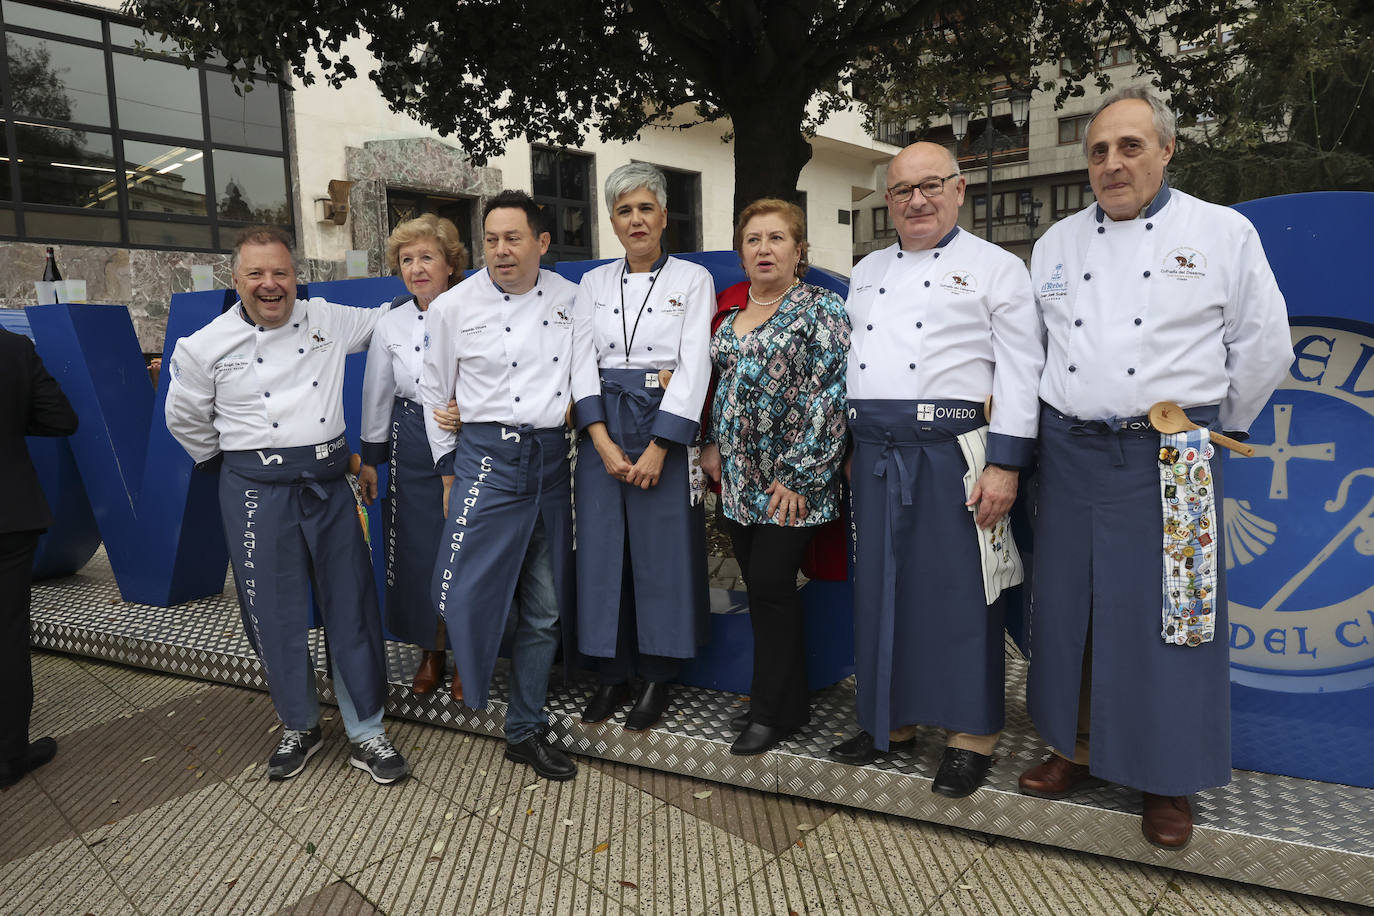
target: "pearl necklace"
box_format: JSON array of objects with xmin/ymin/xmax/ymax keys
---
[{"xmin": 748, "ymin": 280, "xmax": 798, "ymax": 308}]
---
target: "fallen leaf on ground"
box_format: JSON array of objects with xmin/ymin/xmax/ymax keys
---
[
  {"xmin": 267, "ymin": 724, "xmax": 280, "ymax": 734},
  {"xmin": 139, "ymin": 756, "xmax": 156, "ymax": 763},
  {"xmin": 292, "ymin": 806, "xmax": 309, "ymax": 814},
  {"xmin": 797, "ymin": 823, "xmax": 815, "ymax": 831},
  {"xmin": 431, "ymin": 840, "xmax": 445, "ymax": 855},
  {"xmin": 445, "ymin": 811, "xmax": 455, "ymax": 821},
  {"xmin": 110, "ymin": 799, "xmax": 119, "ymax": 805},
  {"xmin": 526, "ymin": 808, "xmax": 534, "ymax": 815},
  {"xmin": 593, "ymin": 842, "xmax": 610, "ymax": 854},
  {"xmin": 166, "ymin": 711, "xmax": 176, "ymax": 717},
  {"xmin": 223, "ymin": 879, "xmax": 237, "ymax": 888},
  {"xmin": 523, "ymin": 783, "xmax": 540, "ymax": 792},
  {"xmin": 692, "ymin": 790, "xmax": 712, "ymax": 800},
  {"xmin": 959, "ymin": 885, "xmax": 974, "ymax": 891},
  {"xmin": 795, "ymin": 839, "xmax": 805, "ymax": 849},
  {"xmin": 562, "ymin": 819, "xmax": 575, "ymax": 827},
  {"xmin": 617, "ymin": 881, "xmax": 638, "ymax": 889},
  {"xmin": 305, "ymin": 842, "xmax": 316, "ymax": 855},
  {"xmin": 489, "ymin": 807, "xmax": 501, "ymax": 816},
  {"xmin": 825, "ymin": 852, "xmax": 838, "ymax": 860}
]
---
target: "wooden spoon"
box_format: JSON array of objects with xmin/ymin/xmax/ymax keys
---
[{"xmin": 1148, "ymin": 401, "xmax": 1255, "ymax": 457}]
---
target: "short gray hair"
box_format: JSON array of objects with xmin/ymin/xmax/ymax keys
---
[
  {"xmin": 231, "ymin": 225, "xmax": 298, "ymax": 274},
  {"xmin": 604, "ymin": 162, "xmax": 668, "ymax": 212},
  {"xmin": 1082, "ymin": 85, "xmax": 1177, "ymax": 157}
]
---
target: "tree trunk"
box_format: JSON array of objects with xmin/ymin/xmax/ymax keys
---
[{"xmin": 728, "ymin": 97, "xmax": 815, "ymax": 222}]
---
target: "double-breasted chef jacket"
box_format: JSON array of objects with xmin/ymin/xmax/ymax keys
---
[
  {"xmin": 1027, "ymin": 185, "xmax": 1292, "ymax": 795},
  {"xmin": 418, "ymin": 268, "xmax": 580, "ymax": 710},
  {"xmin": 846, "ymin": 227, "xmax": 1045, "ymax": 749},
  {"xmin": 360, "ymin": 294, "xmax": 447, "ymax": 647},
  {"xmin": 570, "ymin": 254, "xmax": 714, "ymax": 661},
  {"xmin": 165, "ymin": 297, "xmax": 388, "ymax": 731}
]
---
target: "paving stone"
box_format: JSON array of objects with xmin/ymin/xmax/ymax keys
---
[
  {"xmin": 30, "ymin": 707, "xmax": 219, "ymax": 834},
  {"xmin": 347, "ymin": 817, "xmax": 614, "ymax": 916},
  {"xmin": 403, "ymin": 725, "xmax": 541, "ymax": 815},
  {"xmin": 489, "ymin": 762, "xmax": 664, "ymax": 866},
  {"xmin": 707, "ymin": 857, "xmax": 877, "ymax": 916},
  {"xmin": 85, "ymin": 782, "xmax": 338, "ymax": 916},
  {"xmin": 785, "ymin": 807, "xmax": 991, "ymax": 912},
  {"xmin": 82, "ymin": 658, "xmax": 215, "ymax": 711},
  {"xmin": 673, "ymin": 780, "xmax": 840, "ymax": 855},
  {"xmin": 29, "ymin": 650, "xmax": 139, "ymax": 739},
  {"xmin": 274, "ymin": 880, "xmax": 384, "ymax": 915},
  {"xmin": 1154, "ymin": 871, "xmax": 1370, "ymax": 916},
  {"xmin": 0, "ymin": 774, "xmax": 79, "ymax": 864},
  {"xmin": 147, "ymin": 683, "xmax": 282, "ymax": 780},
  {"xmin": 0, "ymin": 836, "xmax": 136, "ymax": 916},
  {"xmin": 568, "ymin": 801, "xmax": 771, "ymax": 915}
]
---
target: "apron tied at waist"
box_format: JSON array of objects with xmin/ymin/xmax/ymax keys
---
[
  {"xmin": 221, "ymin": 434, "xmax": 350, "ymax": 502},
  {"xmin": 599, "ymin": 368, "xmax": 666, "ymax": 451}
]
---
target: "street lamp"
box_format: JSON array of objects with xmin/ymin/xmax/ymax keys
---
[
  {"xmin": 1025, "ymin": 197, "xmax": 1044, "ymax": 237},
  {"xmin": 949, "ymin": 102, "xmax": 970, "ymax": 143}
]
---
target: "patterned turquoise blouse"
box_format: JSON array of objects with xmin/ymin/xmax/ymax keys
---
[{"xmin": 709, "ymin": 281, "xmax": 851, "ymax": 526}]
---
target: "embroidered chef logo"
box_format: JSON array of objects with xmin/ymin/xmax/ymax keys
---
[
  {"xmin": 1224, "ymin": 319, "xmax": 1374, "ymax": 693},
  {"xmin": 550, "ymin": 304, "xmax": 572, "ymax": 327},
  {"xmin": 662, "ymin": 293, "xmax": 687, "ymax": 316},
  {"xmin": 308, "ymin": 328, "xmax": 333, "ymax": 352},
  {"xmin": 1160, "ymin": 247, "xmax": 1208, "ymax": 280},
  {"xmin": 1039, "ymin": 263, "xmax": 1068, "ymax": 301},
  {"xmin": 213, "ymin": 353, "xmax": 249, "ymax": 374},
  {"xmin": 939, "ymin": 271, "xmax": 977, "ymax": 294}
]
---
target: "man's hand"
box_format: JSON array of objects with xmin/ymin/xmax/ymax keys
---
[
  {"xmin": 700, "ymin": 442, "xmax": 721, "ymax": 483},
  {"xmin": 967, "ymin": 465, "xmax": 1018, "ymax": 529},
  {"xmin": 433, "ymin": 399, "xmax": 461, "ymax": 432},
  {"xmin": 626, "ymin": 440, "xmax": 667, "ymax": 489},
  {"xmin": 358, "ymin": 463, "xmax": 379, "ymax": 505},
  {"xmin": 442, "ymin": 474, "xmax": 455, "ymax": 517},
  {"xmin": 765, "ymin": 479, "xmax": 808, "ymax": 526}
]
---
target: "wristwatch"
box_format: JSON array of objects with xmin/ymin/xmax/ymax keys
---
[{"xmin": 991, "ymin": 462, "xmax": 1020, "ymax": 472}]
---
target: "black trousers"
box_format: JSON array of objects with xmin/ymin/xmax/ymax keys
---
[
  {"xmin": 0, "ymin": 530, "xmax": 41, "ymax": 764},
  {"xmin": 599, "ymin": 543, "xmax": 679, "ymax": 685},
  {"xmin": 721, "ymin": 518, "xmax": 816, "ymax": 730}
]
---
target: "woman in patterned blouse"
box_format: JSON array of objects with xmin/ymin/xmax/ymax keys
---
[{"xmin": 701, "ymin": 198, "xmax": 851, "ymax": 756}]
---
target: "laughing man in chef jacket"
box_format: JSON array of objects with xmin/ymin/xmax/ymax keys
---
[
  {"xmin": 165, "ymin": 226, "xmax": 409, "ymax": 786},
  {"xmin": 833, "ymin": 142, "xmax": 1044, "ymax": 799},
  {"xmin": 1020, "ymin": 86, "xmax": 1292, "ymax": 849}
]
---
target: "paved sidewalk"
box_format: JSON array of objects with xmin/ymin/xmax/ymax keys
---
[{"xmin": 2, "ymin": 652, "xmax": 1364, "ymax": 915}]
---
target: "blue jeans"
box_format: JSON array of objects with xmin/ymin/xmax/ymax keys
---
[
  {"xmin": 303, "ymin": 663, "xmax": 385, "ymax": 744},
  {"xmin": 505, "ymin": 517, "xmax": 561, "ymax": 744}
]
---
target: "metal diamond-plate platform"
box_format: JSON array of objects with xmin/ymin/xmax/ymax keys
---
[{"xmin": 29, "ymin": 552, "xmax": 1374, "ymax": 907}]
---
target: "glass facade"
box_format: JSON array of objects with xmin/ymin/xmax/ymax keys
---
[{"xmin": 0, "ymin": 0, "xmax": 292, "ymax": 250}]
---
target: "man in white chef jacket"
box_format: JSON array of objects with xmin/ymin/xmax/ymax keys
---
[
  {"xmin": 165, "ymin": 226, "xmax": 409, "ymax": 785},
  {"xmin": 420, "ymin": 191, "xmax": 581, "ymax": 782},
  {"xmin": 834, "ymin": 141, "xmax": 1044, "ymax": 798},
  {"xmin": 1021, "ymin": 86, "xmax": 1291, "ymax": 849}
]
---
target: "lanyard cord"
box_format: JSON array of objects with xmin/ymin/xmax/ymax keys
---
[{"xmin": 619, "ymin": 258, "xmax": 663, "ymax": 367}]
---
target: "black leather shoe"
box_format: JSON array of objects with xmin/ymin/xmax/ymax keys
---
[
  {"xmin": 730, "ymin": 722, "xmax": 794, "ymax": 756},
  {"xmin": 581, "ymin": 683, "xmax": 630, "ymax": 724},
  {"xmin": 625, "ymin": 682, "xmax": 670, "ymax": 731},
  {"xmin": 505, "ymin": 736, "xmax": 577, "ymax": 781},
  {"xmin": 0, "ymin": 737, "xmax": 57, "ymax": 789},
  {"xmin": 828, "ymin": 731, "xmax": 917, "ymax": 766},
  {"xmin": 931, "ymin": 747, "xmax": 993, "ymax": 798},
  {"xmin": 729, "ymin": 711, "xmax": 751, "ymax": 730}
]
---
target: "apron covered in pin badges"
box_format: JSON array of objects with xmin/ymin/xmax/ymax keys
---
[
  {"xmin": 1159, "ymin": 429, "xmax": 1219, "ymax": 647},
  {"xmin": 1027, "ymin": 404, "xmax": 1232, "ymax": 797},
  {"xmin": 220, "ymin": 437, "xmax": 389, "ymax": 731},
  {"xmin": 574, "ymin": 367, "xmax": 710, "ymax": 660},
  {"xmin": 849, "ymin": 399, "xmax": 1007, "ymax": 748},
  {"xmin": 431, "ymin": 422, "xmax": 576, "ymax": 710},
  {"xmin": 381, "ymin": 396, "xmax": 447, "ymax": 647}
]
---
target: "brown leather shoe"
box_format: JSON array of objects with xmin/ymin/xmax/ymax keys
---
[
  {"xmin": 1018, "ymin": 755, "xmax": 1095, "ymax": 799},
  {"xmin": 1142, "ymin": 793, "xmax": 1193, "ymax": 849},
  {"xmin": 411, "ymin": 651, "xmax": 445, "ymax": 695},
  {"xmin": 450, "ymin": 671, "xmax": 463, "ymax": 702}
]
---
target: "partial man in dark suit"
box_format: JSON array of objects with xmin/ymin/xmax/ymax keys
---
[{"xmin": 1, "ymin": 326, "xmax": 79, "ymax": 788}]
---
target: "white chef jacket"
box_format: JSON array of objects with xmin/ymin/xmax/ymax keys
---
[
  {"xmin": 570, "ymin": 254, "xmax": 714, "ymax": 441},
  {"xmin": 1033, "ymin": 186, "xmax": 1292, "ymax": 431},
  {"xmin": 846, "ymin": 228, "xmax": 1044, "ymax": 448},
  {"xmin": 361, "ymin": 296, "xmax": 429, "ymax": 447},
  {"xmin": 164, "ymin": 297, "xmax": 379, "ymax": 462},
  {"xmin": 419, "ymin": 268, "xmax": 577, "ymax": 465}
]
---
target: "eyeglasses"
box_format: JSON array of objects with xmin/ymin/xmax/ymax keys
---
[{"xmin": 886, "ymin": 174, "xmax": 960, "ymax": 203}]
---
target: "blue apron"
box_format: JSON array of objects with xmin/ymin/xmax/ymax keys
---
[
  {"xmin": 382, "ymin": 396, "xmax": 446, "ymax": 646},
  {"xmin": 849, "ymin": 399, "xmax": 1002, "ymax": 749},
  {"xmin": 1026, "ymin": 403, "xmax": 1231, "ymax": 796},
  {"xmin": 432, "ymin": 422, "xmax": 576, "ymax": 709},
  {"xmin": 575, "ymin": 368, "xmax": 709, "ymax": 660},
  {"xmin": 220, "ymin": 436, "xmax": 387, "ymax": 730}
]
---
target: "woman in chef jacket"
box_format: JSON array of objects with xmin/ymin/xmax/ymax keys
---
[
  {"xmin": 359, "ymin": 214, "xmax": 466, "ymax": 696},
  {"xmin": 571, "ymin": 162, "xmax": 715, "ymax": 731}
]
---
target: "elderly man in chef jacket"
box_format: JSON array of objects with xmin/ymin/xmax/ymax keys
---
[
  {"xmin": 165, "ymin": 226, "xmax": 408, "ymax": 786},
  {"xmin": 832, "ymin": 141, "xmax": 1044, "ymax": 799},
  {"xmin": 1020, "ymin": 85, "xmax": 1292, "ymax": 849}
]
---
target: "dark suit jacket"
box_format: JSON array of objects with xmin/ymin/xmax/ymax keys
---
[{"xmin": 0, "ymin": 328, "xmax": 78, "ymax": 534}]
